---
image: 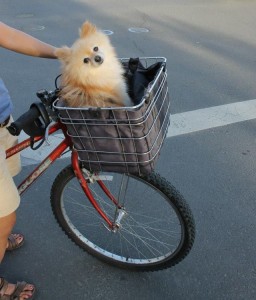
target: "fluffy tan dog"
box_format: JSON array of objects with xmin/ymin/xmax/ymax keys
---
[{"xmin": 55, "ymin": 21, "xmax": 131, "ymax": 108}]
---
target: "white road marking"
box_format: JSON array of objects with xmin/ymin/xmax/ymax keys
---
[
  {"xmin": 20, "ymin": 132, "xmax": 69, "ymax": 166},
  {"xmin": 167, "ymin": 99, "xmax": 256, "ymax": 137},
  {"xmin": 20, "ymin": 99, "xmax": 256, "ymax": 165}
]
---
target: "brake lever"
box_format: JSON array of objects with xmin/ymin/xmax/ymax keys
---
[{"xmin": 36, "ymin": 89, "xmax": 49, "ymax": 105}]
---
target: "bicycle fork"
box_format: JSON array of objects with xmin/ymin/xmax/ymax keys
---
[{"xmin": 71, "ymin": 151, "xmax": 128, "ymax": 231}]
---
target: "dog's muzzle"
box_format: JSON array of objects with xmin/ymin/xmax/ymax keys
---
[{"xmin": 94, "ymin": 55, "xmax": 104, "ymax": 64}]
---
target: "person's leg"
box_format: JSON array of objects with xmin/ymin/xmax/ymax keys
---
[
  {"xmin": 0, "ymin": 212, "xmax": 16, "ymax": 262},
  {"xmin": 0, "ymin": 212, "xmax": 24, "ymax": 254},
  {"xmin": 0, "ymin": 125, "xmax": 35, "ymax": 299},
  {"xmin": 0, "ymin": 212, "xmax": 35, "ymax": 299},
  {"xmin": 1, "ymin": 118, "xmax": 24, "ymax": 252}
]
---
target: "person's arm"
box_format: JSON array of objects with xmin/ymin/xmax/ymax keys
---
[{"xmin": 0, "ymin": 21, "xmax": 57, "ymax": 58}]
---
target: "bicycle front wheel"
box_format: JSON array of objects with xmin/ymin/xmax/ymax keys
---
[{"xmin": 51, "ymin": 165, "xmax": 195, "ymax": 271}]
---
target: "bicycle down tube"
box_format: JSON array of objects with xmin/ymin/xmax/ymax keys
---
[
  {"xmin": 6, "ymin": 122, "xmax": 71, "ymax": 196},
  {"xmin": 5, "ymin": 121, "xmax": 122, "ymax": 229}
]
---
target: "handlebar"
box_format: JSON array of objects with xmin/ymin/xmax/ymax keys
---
[
  {"xmin": 7, "ymin": 106, "xmax": 40, "ymax": 136},
  {"xmin": 36, "ymin": 89, "xmax": 59, "ymax": 106},
  {"xmin": 7, "ymin": 88, "xmax": 60, "ymax": 136}
]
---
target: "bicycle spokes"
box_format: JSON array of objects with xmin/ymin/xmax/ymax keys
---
[{"xmin": 51, "ymin": 166, "xmax": 195, "ymax": 270}]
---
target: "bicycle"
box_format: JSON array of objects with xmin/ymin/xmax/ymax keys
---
[{"xmin": 6, "ymin": 57, "xmax": 195, "ymax": 272}]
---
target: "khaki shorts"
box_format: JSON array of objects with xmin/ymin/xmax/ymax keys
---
[{"xmin": 0, "ymin": 117, "xmax": 21, "ymax": 218}]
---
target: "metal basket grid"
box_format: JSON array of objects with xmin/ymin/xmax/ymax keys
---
[{"xmin": 54, "ymin": 57, "xmax": 170, "ymax": 175}]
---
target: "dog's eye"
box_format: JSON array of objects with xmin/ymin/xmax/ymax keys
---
[
  {"xmin": 93, "ymin": 47, "xmax": 99, "ymax": 52},
  {"xmin": 83, "ymin": 58, "xmax": 90, "ymax": 64}
]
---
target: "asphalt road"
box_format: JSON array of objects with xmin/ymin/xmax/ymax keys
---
[{"xmin": 1, "ymin": 1, "xmax": 256, "ymax": 299}]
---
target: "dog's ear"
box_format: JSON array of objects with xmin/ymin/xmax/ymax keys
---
[
  {"xmin": 55, "ymin": 46, "xmax": 72, "ymax": 63},
  {"xmin": 80, "ymin": 21, "xmax": 97, "ymax": 38}
]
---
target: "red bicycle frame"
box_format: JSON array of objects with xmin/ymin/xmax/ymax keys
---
[{"xmin": 5, "ymin": 120, "xmax": 118, "ymax": 229}]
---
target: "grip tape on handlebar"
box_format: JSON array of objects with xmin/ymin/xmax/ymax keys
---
[{"xmin": 7, "ymin": 106, "xmax": 40, "ymax": 136}]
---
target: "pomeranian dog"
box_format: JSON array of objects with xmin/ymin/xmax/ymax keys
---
[{"xmin": 55, "ymin": 21, "xmax": 132, "ymax": 108}]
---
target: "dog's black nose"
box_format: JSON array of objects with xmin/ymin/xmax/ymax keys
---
[{"xmin": 94, "ymin": 55, "xmax": 103, "ymax": 64}]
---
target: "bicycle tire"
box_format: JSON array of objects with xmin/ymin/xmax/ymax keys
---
[{"xmin": 50, "ymin": 165, "xmax": 195, "ymax": 271}]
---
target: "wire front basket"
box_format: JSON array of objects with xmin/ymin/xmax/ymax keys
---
[{"xmin": 54, "ymin": 57, "xmax": 170, "ymax": 175}]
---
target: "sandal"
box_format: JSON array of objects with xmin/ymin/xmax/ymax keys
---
[
  {"xmin": 0, "ymin": 277, "xmax": 35, "ymax": 299},
  {"xmin": 6, "ymin": 234, "xmax": 24, "ymax": 252}
]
